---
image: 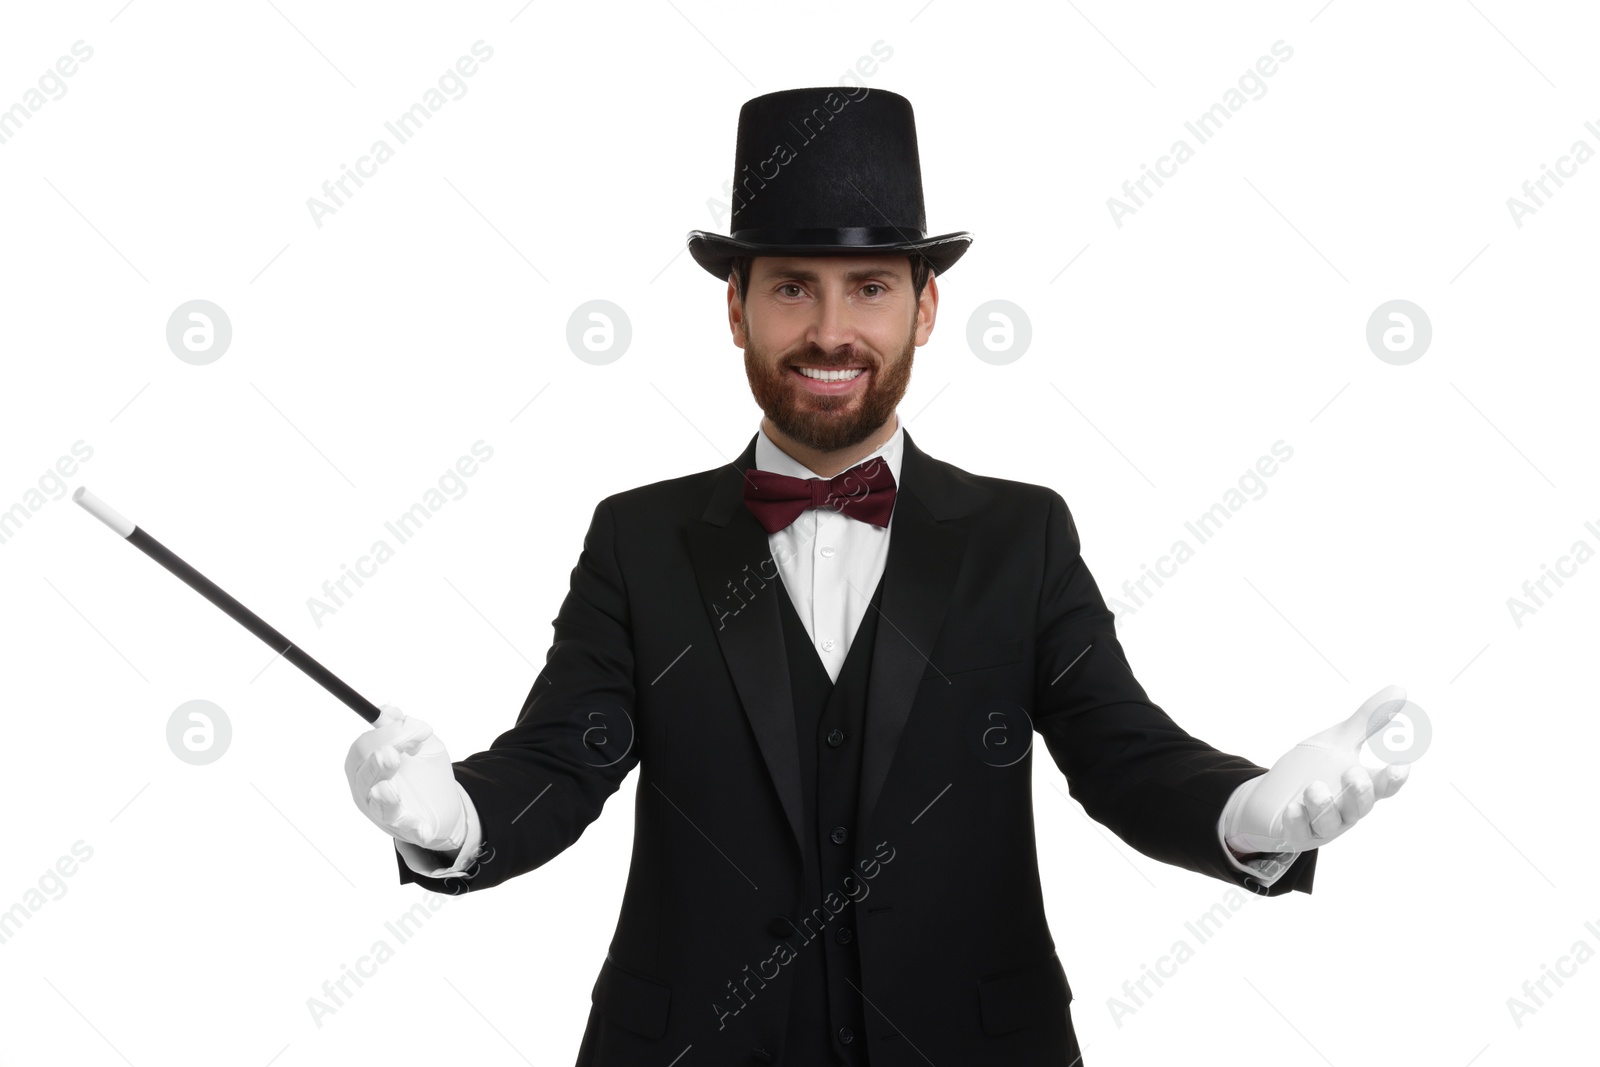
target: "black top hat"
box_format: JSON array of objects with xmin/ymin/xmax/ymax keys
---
[{"xmin": 686, "ymin": 87, "xmax": 972, "ymax": 282}]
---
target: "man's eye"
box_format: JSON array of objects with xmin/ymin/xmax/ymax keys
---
[
  {"xmin": 862, "ymin": 283, "xmax": 884, "ymax": 297},
  {"xmin": 778, "ymin": 284, "xmax": 803, "ymax": 297}
]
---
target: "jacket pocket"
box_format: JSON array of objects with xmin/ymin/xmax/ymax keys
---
[
  {"xmin": 922, "ymin": 637, "xmax": 1024, "ymax": 680},
  {"xmin": 976, "ymin": 949, "xmax": 1072, "ymax": 1036},
  {"xmin": 592, "ymin": 954, "xmax": 672, "ymax": 1038}
]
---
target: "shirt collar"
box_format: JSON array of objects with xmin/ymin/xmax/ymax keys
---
[{"xmin": 754, "ymin": 415, "xmax": 904, "ymax": 486}]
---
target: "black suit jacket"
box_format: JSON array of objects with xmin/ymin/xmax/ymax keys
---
[{"xmin": 400, "ymin": 428, "xmax": 1315, "ymax": 1065}]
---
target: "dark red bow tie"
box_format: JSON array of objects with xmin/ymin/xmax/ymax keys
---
[{"xmin": 742, "ymin": 457, "xmax": 897, "ymax": 534}]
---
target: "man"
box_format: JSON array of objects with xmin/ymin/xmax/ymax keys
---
[{"xmin": 344, "ymin": 87, "xmax": 1411, "ymax": 1065}]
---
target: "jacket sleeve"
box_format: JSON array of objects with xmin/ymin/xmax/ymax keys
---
[
  {"xmin": 1030, "ymin": 489, "xmax": 1315, "ymax": 896},
  {"xmin": 398, "ymin": 496, "xmax": 640, "ymax": 894}
]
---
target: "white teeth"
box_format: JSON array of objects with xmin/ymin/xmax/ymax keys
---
[{"xmin": 796, "ymin": 367, "xmax": 865, "ymax": 382}]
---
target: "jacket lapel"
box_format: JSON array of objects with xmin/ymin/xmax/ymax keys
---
[
  {"xmin": 858, "ymin": 431, "xmax": 974, "ymax": 837},
  {"xmin": 686, "ymin": 427, "xmax": 985, "ymax": 863},
  {"xmin": 686, "ymin": 435, "xmax": 808, "ymax": 857}
]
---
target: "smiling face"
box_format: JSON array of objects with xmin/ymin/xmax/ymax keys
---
[{"xmin": 730, "ymin": 254, "xmax": 937, "ymax": 455}]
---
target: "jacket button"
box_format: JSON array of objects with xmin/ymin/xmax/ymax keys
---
[
  {"xmin": 750, "ymin": 1049, "xmax": 775, "ymax": 1063},
  {"xmin": 830, "ymin": 825, "xmax": 848, "ymax": 845},
  {"xmin": 835, "ymin": 926, "xmax": 852, "ymax": 944},
  {"xmin": 827, "ymin": 729, "xmax": 845, "ymax": 747},
  {"xmin": 768, "ymin": 917, "xmax": 796, "ymax": 937},
  {"xmin": 838, "ymin": 1026, "xmax": 855, "ymax": 1044}
]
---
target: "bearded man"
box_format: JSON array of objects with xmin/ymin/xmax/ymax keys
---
[{"xmin": 344, "ymin": 87, "xmax": 1410, "ymax": 1065}]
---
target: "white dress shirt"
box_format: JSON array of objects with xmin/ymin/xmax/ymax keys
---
[
  {"xmin": 751, "ymin": 417, "xmax": 903, "ymax": 683},
  {"xmin": 398, "ymin": 414, "xmax": 1292, "ymax": 889}
]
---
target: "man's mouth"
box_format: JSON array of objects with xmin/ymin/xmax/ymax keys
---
[
  {"xmin": 792, "ymin": 366, "xmax": 866, "ymax": 382},
  {"xmin": 789, "ymin": 364, "xmax": 869, "ymax": 396}
]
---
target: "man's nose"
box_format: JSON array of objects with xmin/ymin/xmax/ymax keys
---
[{"xmin": 805, "ymin": 290, "xmax": 857, "ymax": 355}]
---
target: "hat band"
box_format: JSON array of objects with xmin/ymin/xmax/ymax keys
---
[{"xmin": 728, "ymin": 225, "xmax": 927, "ymax": 247}]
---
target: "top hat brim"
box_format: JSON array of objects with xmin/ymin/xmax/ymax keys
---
[{"xmin": 685, "ymin": 229, "xmax": 972, "ymax": 283}]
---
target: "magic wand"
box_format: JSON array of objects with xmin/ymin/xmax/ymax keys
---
[{"xmin": 73, "ymin": 486, "xmax": 383, "ymax": 723}]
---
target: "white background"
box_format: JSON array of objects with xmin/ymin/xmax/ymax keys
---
[{"xmin": 1, "ymin": 1, "xmax": 1595, "ymax": 1064}]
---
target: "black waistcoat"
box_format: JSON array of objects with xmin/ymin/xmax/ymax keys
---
[{"xmin": 773, "ymin": 571, "xmax": 885, "ymax": 1066}]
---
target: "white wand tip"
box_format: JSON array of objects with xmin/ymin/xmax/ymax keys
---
[{"xmin": 73, "ymin": 486, "xmax": 136, "ymax": 538}]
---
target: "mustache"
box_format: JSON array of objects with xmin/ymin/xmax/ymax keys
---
[{"xmin": 784, "ymin": 347, "xmax": 873, "ymax": 369}]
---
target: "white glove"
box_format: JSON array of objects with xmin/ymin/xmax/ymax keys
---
[
  {"xmin": 345, "ymin": 703, "xmax": 467, "ymax": 854},
  {"xmin": 1221, "ymin": 684, "xmax": 1414, "ymax": 854}
]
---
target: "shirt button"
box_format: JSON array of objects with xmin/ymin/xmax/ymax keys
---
[
  {"xmin": 838, "ymin": 1026, "xmax": 854, "ymax": 1045},
  {"xmin": 835, "ymin": 926, "xmax": 852, "ymax": 944},
  {"xmin": 827, "ymin": 729, "xmax": 845, "ymax": 747},
  {"xmin": 821, "ymin": 638, "xmax": 835, "ymax": 652},
  {"xmin": 820, "ymin": 545, "xmax": 836, "ymax": 558},
  {"xmin": 830, "ymin": 826, "xmax": 848, "ymax": 845}
]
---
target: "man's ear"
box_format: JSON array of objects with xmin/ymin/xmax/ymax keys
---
[
  {"xmin": 728, "ymin": 276, "xmax": 747, "ymax": 348},
  {"xmin": 914, "ymin": 272, "xmax": 938, "ymax": 346}
]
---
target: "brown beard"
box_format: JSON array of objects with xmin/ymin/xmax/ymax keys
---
[{"xmin": 743, "ymin": 322, "xmax": 916, "ymax": 453}]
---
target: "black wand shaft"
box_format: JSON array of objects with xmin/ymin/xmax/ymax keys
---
[{"xmin": 75, "ymin": 486, "xmax": 382, "ymax": 723}]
